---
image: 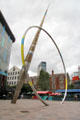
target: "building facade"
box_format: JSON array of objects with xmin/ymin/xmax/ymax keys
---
[
  {"xmin": 50, "ymin": 70, "xmax": 70, "ymax": 90},
  {"xmin": 71, "ymin": 66, "xmax": 80, "ymax": 89},
  {"xmin": 78, "ymin": 66, "xmax": 80, "ymax": 78},
  {"xmin": 7, "ymin": 66, "xmax": 38, "ymax": 87},
  {"xmin": 7, "ymin": 66, "xmax": 20, "ymax": 86},
  {"xmin": 72, "ymin": 66, "xmax": 80, "ymax": 82},
  {"xmin": 0, "ymin": 11, "xmax": 15, "ymax": 95}
]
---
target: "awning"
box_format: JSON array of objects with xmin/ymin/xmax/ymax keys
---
[
  {"xmin": 37, "ymin": 91, "xmax": 52, "ymax": 94},
  {"xmin": 0, "ymin": 71, "xmax": 8, "ymax": 76},
  {"xmin": 50, "ymin": 93, "xmax": 61, "ymax": 96}
]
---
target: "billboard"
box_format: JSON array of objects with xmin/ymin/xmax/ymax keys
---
[{"xmin": 72, "ymin": 76, "xmax": 79, "ymax": 81}]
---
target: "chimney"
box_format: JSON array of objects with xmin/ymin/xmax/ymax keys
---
[{"xmin": 52, "ymin": 70, "xmax": 54, "ymax": 76}]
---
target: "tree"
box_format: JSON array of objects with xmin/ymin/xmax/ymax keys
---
[
  {"xmin": 38, "ymin": 70, "xmax": 50, "ymax": 91},
  {"xmin": 68, "ymin": 84, "xmax": 74, "ymax": 89}
]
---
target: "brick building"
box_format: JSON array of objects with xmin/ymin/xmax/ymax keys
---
[{"xmin": 50, "ymin": 70, "xmax": 70, "ymax": 90}]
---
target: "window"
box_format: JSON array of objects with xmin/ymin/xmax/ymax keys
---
[
  {"xmin": 15, "ymin": 72, "xmax": 17, "ymax": 75},
  {"xmin": 13, "ymin": 67, "xmax": 15, "ymax": 71},
  {"xmin": 8, "ymin": 73, "xmax": 10, "ymax": 75},
  {"xmin": 14, "ymin": 81, "xmax": 16, "ymax": 85},
  {"xmin": 1, "ymin": 26, "xmax": 5, "ymax": 47},
  {"xmin": 3, "ymin": 49, "xmax": 7, "ymax": 62},
  {"xmin": 12, "ymin": 76, "xmax": 14, "ymax": 80},
  {"xmin": 18, "ymin": 76, "xmax": 19, "ymax": 80},
  {"xmin": 12, "ymin": 81, "xmax": 13, "ymax": 85}
]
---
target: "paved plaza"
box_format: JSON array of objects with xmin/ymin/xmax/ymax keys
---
[{"xmin": 0, "ymin": 99, "xmax": 80, "ymax": 120}]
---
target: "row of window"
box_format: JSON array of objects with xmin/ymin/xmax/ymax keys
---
[
  {"xmin": 8, "ymin": 71, "xmax": 20, "ymax": 76},
  {"xmin": 7, "ymin": 76, "xmax": 19, "ymax": 80},
  {"xmin": 8, "ymin": 81, "xmax": 17, "ymax": 85}
]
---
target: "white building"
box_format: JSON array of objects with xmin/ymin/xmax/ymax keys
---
[
  {"xmin": 7, "ymin": 66, "xmax": 39, "ymax": 87},
  {"xmin": 7, "ymin": 66, "xmax": 20, "ymax": 86}
]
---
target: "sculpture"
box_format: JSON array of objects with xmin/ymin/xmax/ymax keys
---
[{"xmin": 11, "ymin": 7, "xmax": 67, "ymax": 105}]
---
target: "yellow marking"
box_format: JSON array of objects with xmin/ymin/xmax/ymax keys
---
[
  {"xmin": 21, "ymin": 45, "xmax": 25, "ymax": 65},
  {"xmin": 22, "ymin": 35, "xmax": 25, "ymax": 39},
  {"xmin": 28, "ymin": 81, "xmax": 33, "ymax": 86},
  {"xmin": 65, "ymin": 78, "xmax": 67, "ymax": 90}
]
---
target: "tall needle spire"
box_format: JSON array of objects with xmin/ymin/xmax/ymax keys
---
[
  {"xmin": 25, "ymin": 6, "xmax": 49, "ymax": 64},
  {"xmin": 11, "ymin": 7, "xmax": 48, "ymax": 104}
]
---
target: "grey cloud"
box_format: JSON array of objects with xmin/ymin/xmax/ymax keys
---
[{"xmin": 0, "ymin": 0, "xmax": 80, "ymax": 76}]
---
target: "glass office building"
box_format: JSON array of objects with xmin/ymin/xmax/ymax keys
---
[
  {"xmin": 0, "ymin": 11, "xmax": 15, "ymax": 95},
  {"xmin": 37, "ymin": 61, "xmax": 47, "ymax": 75}
]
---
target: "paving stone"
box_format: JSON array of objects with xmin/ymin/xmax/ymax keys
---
[{"xmin": 0, "ymin": 99, "xmax": 80, "ymax": 120}]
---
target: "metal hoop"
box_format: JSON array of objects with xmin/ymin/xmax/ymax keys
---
[{"xmin": 21, "ymin": 26, "xmax": 68, "ymax": 104}]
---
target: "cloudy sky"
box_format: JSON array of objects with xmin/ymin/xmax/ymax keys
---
[{"xmin": 0, "ymin": 0, "xmax": 80, "ymax": 76}]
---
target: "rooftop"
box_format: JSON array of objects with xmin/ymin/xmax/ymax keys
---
[
  {"xmin": 56, "ymin": 89, "xmax": 80, "ymax": 93},
  {"xmin": 0, "ymin": 10, "xmax": 15, "ymax": 42}
]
